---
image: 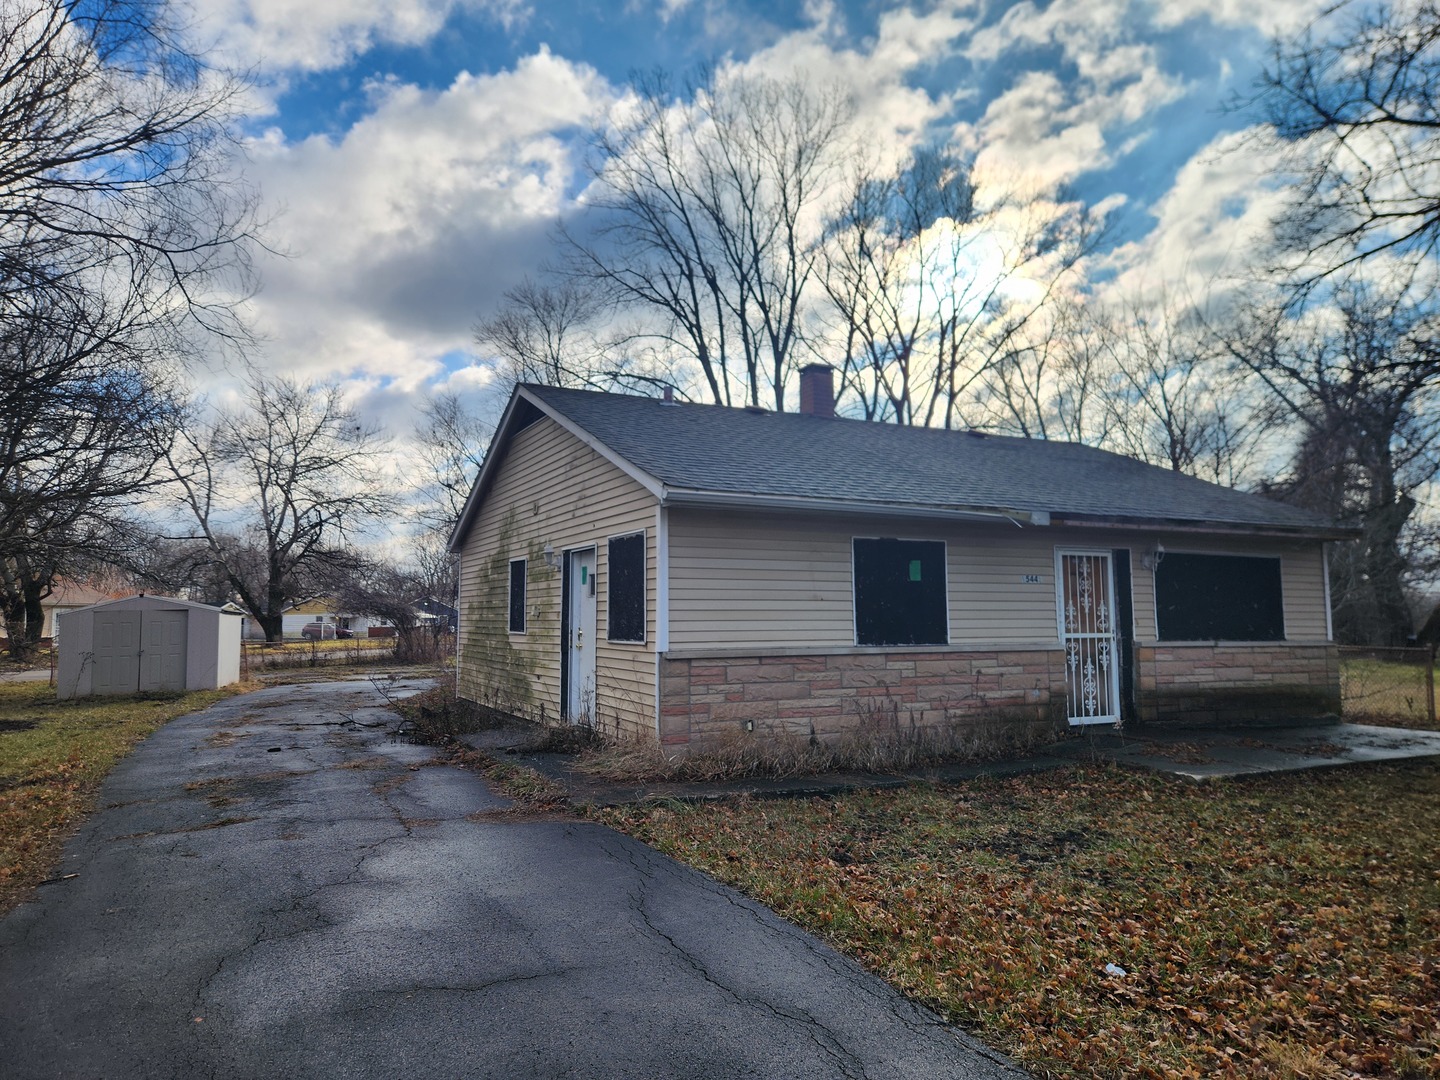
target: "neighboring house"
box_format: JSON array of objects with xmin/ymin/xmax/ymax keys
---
[
  {"xmin": 275, "ymin": 598, "xmax": 390, "ymax": 639},
  {"xmin": 40, "ymin": 581, "xmax": 125, "ymax": 641},
  {"xmin": 414, "ymin": 596, "xmax": 459, "ymax": 633},
  {"xmin": 448, "ymin": 367, "xmax": 1352, "ymax": 751}
]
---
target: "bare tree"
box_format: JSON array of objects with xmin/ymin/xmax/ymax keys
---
[
  {"xmin": 821, "ymin": 148, "xmax": 1095, "ymax": 427},
  {"xmin": 1097, "ymin": 297, "xmax": 1279, "ymax": 486},
  {"xmin": 165, "ymin": 373, "xmax": 395, "ymax": 641},
  {"xmin": 973, "ymin": 296, "xmax": 1106, "ymax": 442},
  {"xmin": 0, "ymin": 0, "xmax": 256, "ymax": 329},
  {"xmin": 333, "ymin": 558, "xmax": 439, "ymax": 663},
  {"xmin": 0, "ymin": 291, "xmax": 182, "ymax": 658},
  {"xmin": 1253, "ymin": 0, "xmax": 1440, "ymax": 281},
  {"xmin": 1224, "ymin": 281, "xmax": 1440, "ymax": 644},
  {"xmin": 408, "ymin": 390, "xmax": 494, "ymax": 604},
  {"xmin": 474, "ymin": 278, "xmax": 605, "ymax": 392},
  {"xmin": 414, "ymin": 391, "xmax": 493, "ymax": 536},
  {"xmin": 0, "ymin": 0, "xmax": 257, "ymax": 656},
  {"xmin": 566, "ymin": 68, "xmax": 853, "ymax": 409}
]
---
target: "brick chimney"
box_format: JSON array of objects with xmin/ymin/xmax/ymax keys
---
[{"xmin": 798, "ymin": 363, "xmax": 835, "ymax": 418}]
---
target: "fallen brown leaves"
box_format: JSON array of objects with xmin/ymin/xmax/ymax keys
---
[{"xmin": 604, "ymin": 762, "xmax": 1440, "ymax": 1079}]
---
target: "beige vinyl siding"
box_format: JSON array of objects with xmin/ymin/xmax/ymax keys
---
[
  {"xmin": 666, "ymin": 509, "xmax": 1332, "ymax": 652},
  {"xmin": 456, "ymin": 416, "xmax": 658, "ymax": 737}
]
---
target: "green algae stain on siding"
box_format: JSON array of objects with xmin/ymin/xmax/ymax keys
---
[{"xmin": 461, "ymin": 508, "xmax": 537, "ymax": 713}]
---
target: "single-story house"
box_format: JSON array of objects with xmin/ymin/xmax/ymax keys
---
[
  {"xmin": 448, "ymin": 366, "xmax": 1351, "ymax": 750},
  {"xmin": 271, "ymin": 599, "xmax": 391, "ymax": 639},
  {"xmin": 41, "ymin": 581, "xmax": 125, "ymax": 641},
  {"xmin": 56, "ymin": 594, "xmax": 243, "ymax": 699}
]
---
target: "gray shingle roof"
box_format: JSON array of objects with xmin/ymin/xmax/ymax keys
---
[{"xmin": 516, "ymin": 384, "xmax": 1341, "ymax": 535}]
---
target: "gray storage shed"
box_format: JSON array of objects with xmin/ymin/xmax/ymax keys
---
[{"xmin": 56, "ymin": 595, "xmax": 243, "ymax": 700}]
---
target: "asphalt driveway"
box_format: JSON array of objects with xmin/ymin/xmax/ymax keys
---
[{"xmin": 0, "ymin": 677, "xmax": 1025, "ymax": 1079}]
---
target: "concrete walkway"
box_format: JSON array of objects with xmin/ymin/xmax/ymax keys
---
[
  {"xmin": 0, "ymin": 679, "xmax": 1025, "ymax": 1080},
  {"xmin": 1049, "ymin": 720, "xmax": 1440, "ymax": 780},
  {"xmin": 475, "ymin": 719, "xmax": 1440, "ymax": 809}
]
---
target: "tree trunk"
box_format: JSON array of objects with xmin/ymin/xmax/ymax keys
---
[{"xmin": 257, "ymin": 611, "xmax": 284, "ymax": 642}]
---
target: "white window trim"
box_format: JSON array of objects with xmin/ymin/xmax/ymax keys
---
[
  {"xmin": 508, "ymin": 557, "xmax": 527, "ymax": 635},
  {"xmin": 1151, "ymin": 548, "xmax": 1287, "ymax": 643},
  {"xmin": 850, "ymin": 536, "xmax": 950, "ymax": 648},
  {"xmin": 605, "ymin": 528, "xmax": 648, "ymax": 645}
]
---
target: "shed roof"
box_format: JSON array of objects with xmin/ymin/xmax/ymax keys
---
[
  {"xmin": 451, "ymin": 384, "xmax": 1346, "ymax": 547},
  {"xmin": 58, "ymin": 594, "xmax": 236, "ymax": 616}
]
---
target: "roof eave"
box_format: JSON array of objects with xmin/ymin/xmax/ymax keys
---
[
  {"xmin": 661, "ymin": 488, "xmax": 1050, "ymax": 525},
  {"xmin": 1048, "ymin": 512, "xmax": 1359, "ymax": 541}
]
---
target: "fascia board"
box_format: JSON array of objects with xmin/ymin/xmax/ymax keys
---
[
  {"xmin": 660, "ymin": 488, "xmax": 1038, "ymax": 525},
  {"xmin": 533, "ymin": 396, "xmax": 667, "ymax": 501},
  {"xmin": 1048, "ymin": 513, "xmax": 1359, "ymax": 541},
  {"xmin": 447, "ymin": 387, "xmax": 665, "ymax": 552}
]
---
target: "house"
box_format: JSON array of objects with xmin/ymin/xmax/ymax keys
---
[
  {"xmin": 34, "ymin": 581, "xmax": 124, "ymax": 642},
  {"xmin": 414, "ymin": 596, "xmax": 459, "ymax": 633},
  {"xmin": 448, "ymin": 366, "xmax": 1351, "ymax": 751},
  {"xmin": 56, "ymin": 594, "xmax": 242, "ymax": 699},
  {"xmin": 274, "ymin": 598, "xmax": 391, "ymax": 639}
]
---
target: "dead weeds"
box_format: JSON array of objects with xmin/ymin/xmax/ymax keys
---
[{"xmin": 604, "ymin": 761, "xmax": 1440, "ymax": 1079}]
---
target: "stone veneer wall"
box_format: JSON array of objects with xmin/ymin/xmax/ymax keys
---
[
  {"xmin": 1134, "ymin": 643, "xmax": 1341, "ymax": 725},
  {"xmin": 658, "ymin": 649, "xmax": 1069, "ymax": 749},
  {"xmin": 656, "ymin": 642, "xmax": 1343, "ymax": 748}
]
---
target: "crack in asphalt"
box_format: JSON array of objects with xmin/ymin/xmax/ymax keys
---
[
  {"xmin": 604, "ymin": 825, "xmax": 1021, "ymax": 1070},
  {"xmin": 600, "ymin": 828, "xmax": 872, "ymax": 1080},
  {"xmin": 375, "ymin": 967, "xmax": 580, "ymax": 997}
]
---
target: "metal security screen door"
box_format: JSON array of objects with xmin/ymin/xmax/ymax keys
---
[{"xmin": 1057, "ymin": 551, "xmax": 1121, "ymax": 725}]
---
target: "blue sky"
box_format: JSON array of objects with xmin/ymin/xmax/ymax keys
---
[{"xmin": 184, "ymin": 0, "xmax": 1329, "ymax": 427}]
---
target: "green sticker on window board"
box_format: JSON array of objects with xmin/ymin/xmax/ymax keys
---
[
  {"xmin": 909, "ymin": 560, "xmax": 922, "ymax": 582},
  {"xmin": 581, "ymin": 567, "xmax": 588, "ymax": 584}
]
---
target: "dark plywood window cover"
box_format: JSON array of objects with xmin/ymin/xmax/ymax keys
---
[
  {"xmin": 508, "ymin": 559, "xmax": 526, "ymax": 634},
  {"xmin": 854, "ymin": 538, "xmax": 948, "ymax": 646},
  {"xmin": 1155, "ymin": 552, "xmax": 1285, "ymax": 641},
  {"xmin": 608, "ymin": 531, "xmax": 646, "ymax": 643}
]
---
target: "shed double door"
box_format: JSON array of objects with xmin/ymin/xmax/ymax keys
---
[{"xmin": 93, "ymin": 609, "xmax": 187, "ymax": 694}]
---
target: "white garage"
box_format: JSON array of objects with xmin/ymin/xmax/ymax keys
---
[{"xmin": 56, "ymin": 595, "xmax": 243, "ymax": 700}]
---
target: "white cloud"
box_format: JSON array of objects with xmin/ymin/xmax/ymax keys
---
[
  {"xmin": 728, "ymin": 0, "xmax": 981, "ymax": 167},
  {"xmin": 1148, "ymin": 0, "xmax": 1329, "ymax": 35},
  {"xmin": 235, "ymin": 48, "xmax": 610, "ymax": 390},
  {"xmin": 190, "ymin": 0, "xmax": 528, "ymax": 78},
  {"xmin": 1097, "ymin": 128, "xmax": 1288, "ymax": 302},
  {"xmin": 951, "ymin": 0, "xmax": 1187, "ymax": 189}
]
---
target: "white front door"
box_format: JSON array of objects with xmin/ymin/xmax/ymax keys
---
[
  {"xmin": 1057, "ymin": 550, "xmax": 1121, "ymax": 725},
  {"xmin": 139, "ymin": 610, "xmax": 188, "ymax": 692},
  {"xmin": 565, "ymin": 547, "xmax": 598, "ymax": 723}
]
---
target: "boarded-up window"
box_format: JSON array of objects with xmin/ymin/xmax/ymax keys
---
[
  {"xmin": 508, "ymin": 559, "xmax": 526, "ymax": 634},
  {"xmin": 607, "ymin": 531, "xmax": 645, "ymax": 643},
  {"xmin": 1154, "ymin": 553, "xmax": 1284, "ymax": 641},
  {"xmin": 853, "ymin": 538, "xmax": 948, "ymax": 646}
]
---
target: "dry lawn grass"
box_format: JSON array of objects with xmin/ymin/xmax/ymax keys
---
[
  {"xmin": 1341, "ymin": 658, "xmax": 1439, "ymax": 731},
  {"xmin": 604, "ymin": 762, "xmax": 1440, "ymax": 1079},
  {"xmin": 0, "ymin": 681, "xmax": 248, "ymax": 914}
]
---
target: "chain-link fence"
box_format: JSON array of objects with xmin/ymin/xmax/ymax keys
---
[
  {"xmin": 241, "ymin": 636, "xmax": 397, "ymax": 673},
  {"xmin": 1339, "ymin": 646, "xmax": 1438, "ymax": 729}
]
